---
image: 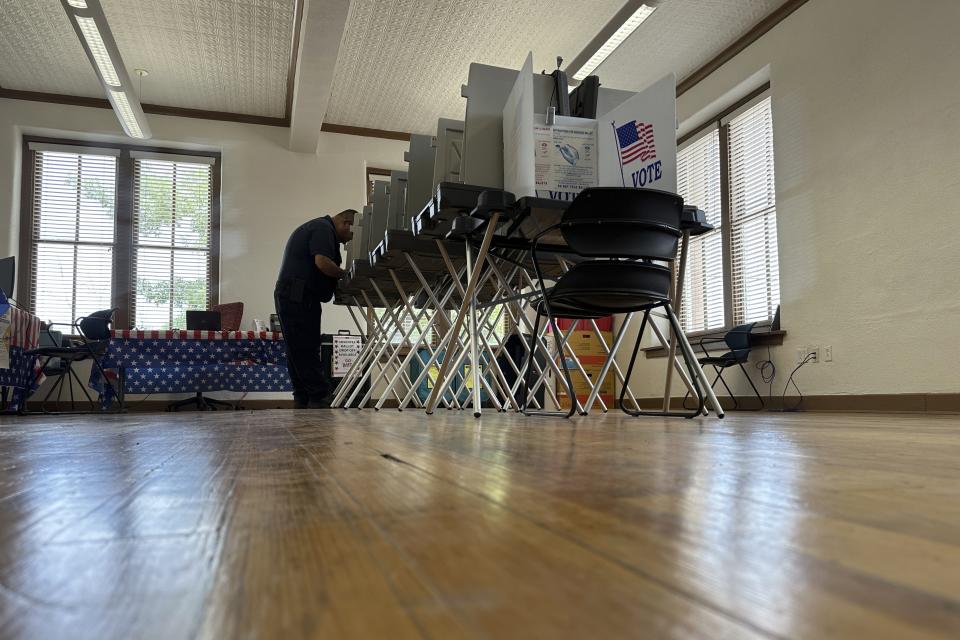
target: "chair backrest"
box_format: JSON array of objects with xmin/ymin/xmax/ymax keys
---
[
  {"xmin": 724, "ymin": 322, "xmax": 757, "ymax": 354},
  {"xmin": 212, "ymin": 302, "xmax": 244, "ymax": 331},
  {"xmin": 39, "ymin": 326, "xmax": 63, "ymax": 348},
  {"xmin": 78, "ymin": 309, "xmax": 115, "ymax": 341},
  {"xmin": 560, "ymin": 188, "xmax": 684, "ymax": 260}
]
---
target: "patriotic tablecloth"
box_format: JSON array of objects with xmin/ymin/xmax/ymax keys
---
[
  {"xmin": 0, "ymin": 306, "xmax": 43, "ymax": 414},
  {"xmin": 90, "ymin": 330, "xmax": 292, "ymax": 406}
]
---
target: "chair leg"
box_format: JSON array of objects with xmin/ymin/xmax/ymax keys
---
[
  {"xmin": 713, "ymin": 367, "xmax": 739, "ymax": 410},
  {"xmin": 41, "ymin": 369, "xmax": 66, "ymax": 413},
  {"xmin": 549, "ymin": 310, "xmax": 578, "ymax": 418},
  {"xmin": 663, "ymin": 302, "xmax": 706, "ymax": 418},
  {"xmin": 618, "ymin": 310, "xmax": 649, "ymax": 415},
  {"xmin": 621, "ymin": 303, "xmax": 704, "ymax": 419},
  {"xmin": 68, "ymin": 366, "xmax": 76, "ymax": 411},
  {"xmin": 89, "ymin": 358, "xmax": 121, "ymax": 412},
  {"xmin": 202, "ymin": 395, "xmax": 236, "ymax": 410},
  {"xmin": 521, "ymin": 311, "xmax": 577, "ymax": 417},
  {"xmin": 66, "ymin": 366, "xmax": 89, "ymax": 411},
  {"xmin": 738, "ymin": 361, "xmax": 765, "ymax": 410},
  {"xmin": 520, "ymin": 312, "xmax": 542, "ymax": 413}
]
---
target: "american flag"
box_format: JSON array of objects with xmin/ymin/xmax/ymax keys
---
[{"xmin": 615, "ymin": 120, "xmax": 656, "ymax": 165}]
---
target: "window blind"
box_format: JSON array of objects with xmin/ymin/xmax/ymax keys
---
[
  {"xmin": 29, "ymin": 150, "xmax": 117, "ymax": 326},
  {"xmin": 727, "ymin": 97, "xmax": 780, "ymax": 324},
  {"xmin": 131, "ymin": 157, "xmax": 213, "ymax": 330},
  {"xmin": 677, "ymin": 128, "xmax": 724, "ymax": 333}
]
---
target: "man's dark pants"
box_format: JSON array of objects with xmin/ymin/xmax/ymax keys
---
[{"xmin": 274, "ymin": 286, "xmax": 330, "ymax": 408}]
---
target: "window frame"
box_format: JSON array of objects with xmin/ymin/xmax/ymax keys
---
[
  {"xmin": 18, "ymin": 135, "xmax": 221, "ymax": 329},
  {"xmin": 676, "ymin": 82, "xmax": 779, "ymax": 338}
]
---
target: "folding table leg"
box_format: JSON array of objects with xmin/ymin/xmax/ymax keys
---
[
  {"xmin": 375, "ymin": 259, "xmax": 467, "ymax": 411},
  {"xmin": 582, "ymin": 312, "xmax": 638, "ymax": 414},
  {"xmin": 342, "ymin": 291, "xmax": 411, "ymax": 408},
  {"xmin": 483, "ymin": 257, "xmax": 569, "ymax": 411},
  {"xmin": 647, "ymin": 311, "xmax": 702, "ymax": 412},
  {"xmin": 425, "ymin": 214, "xmax": 500, "ymax": 416},
  {"xmin": 362, "ymin": 282, "xmax": 428, "ymax": 408},
  {"xmin": 465, "ymin": 241, "xmax": 483, "ymax": 416},
  {"xmin": 334, "ymin": 298, "xmax": 391, "ymax": 407},
  {"xmin": 513, "ymin": 269, "xmax": 593, "ymax": 414},
  {"xmin": 383, "ymin": 268, "xmax": 459, "ymax": 411}
]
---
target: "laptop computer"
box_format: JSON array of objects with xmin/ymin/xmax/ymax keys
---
[{"xmin": 186, "ymin": 310, "xmax": 222, "ymax": 331}]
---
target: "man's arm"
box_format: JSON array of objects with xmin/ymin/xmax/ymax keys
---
[{"xmin": 314, "ymin": 254, "xmax": 345, "ymax": 279}]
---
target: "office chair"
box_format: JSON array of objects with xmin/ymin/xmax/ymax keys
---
[
  {"xmin": 521, "ymin": 187, "xmax": 706, "ymax": 418},
  {"xmin": 25, "ymin": 309, "xmax": 121, "ymax": 414},
  {"xmin": 169, "ymin": 302, "xmax": 244, "ymax": 411},
  {"xmin": 684, "ymin": 322, "xmax": 764, "ymax": 410}
]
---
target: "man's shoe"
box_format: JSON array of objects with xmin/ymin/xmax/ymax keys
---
[
  {"xmin": 307, "ymin": 393, "xmax": 333, "ymax": 409},
  {"xmin": 293, "ymin": 395, "xmax": 309, "ymax": 409}
]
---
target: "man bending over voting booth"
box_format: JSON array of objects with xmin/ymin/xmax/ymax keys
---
[{"xmin": 275, "ymin": 209, "xmax": 355, "ymax": 409}]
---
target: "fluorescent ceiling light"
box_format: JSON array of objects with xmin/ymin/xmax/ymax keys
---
[
  {"xmin": 76, "ymin": 16, "xmax": 121, "ymax": 87},
  {"xmin": 571, "ymin": 3, "xmax": 657, "ymax": 81},
  {"xmin": 110, "ymin": 90, "xmax": 146, "ymax": 138},
  {"xmin": 61, "ymin": 0, "xmax": 151, "ymax": 139}
]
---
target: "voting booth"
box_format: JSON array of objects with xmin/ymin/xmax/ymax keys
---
[{"xmin": 332, "ymin": 54, "xmax": 722, "ymax": 419}]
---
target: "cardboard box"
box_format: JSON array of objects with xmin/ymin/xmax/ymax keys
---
[{"xmin": 557, "ymin": 361, "xmax": 615, "ymax": 410}]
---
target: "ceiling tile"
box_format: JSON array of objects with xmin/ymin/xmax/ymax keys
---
[
  {"xmin": 593, "ymin": 0, "xmax": 783, "ymax": 94},
  {"xmin": 0, "ymin": 0, "xmax": 793, "ymax": 132},
  {"xmin": 324, "ymin": 0, "xmax": 625, "ymax": 135},
  {"xmin": 0, "ymin": 0, "xmax": 296, "ymax": 118}
]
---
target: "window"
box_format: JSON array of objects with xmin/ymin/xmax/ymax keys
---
[
  {"xmin": 132, "ymin": 154, "xmax": 215, "ymax": 329},
  {"xmin": 27, "ymin": 146, "xmax": 118, "ymax": 328},
  {"xmin": 677, "ymin": 92, "xmax": 780, "ymax": 333},
  {"xmin": 20, "ymin": 138, "xmax": 220, "ymax": 330}
]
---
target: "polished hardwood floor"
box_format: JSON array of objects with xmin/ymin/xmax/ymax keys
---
[{"xmin": 0, "ymin": 409, "xmax": 958, "ymax": 639}]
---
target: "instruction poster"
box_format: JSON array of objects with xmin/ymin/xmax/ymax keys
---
[
  {"xmin": 534, "ymin": 116, "xmax": 598, "ymax": 201},
  {"xmin": 332, "ymin": 334, "xmax": 363, "ymax": 377}
]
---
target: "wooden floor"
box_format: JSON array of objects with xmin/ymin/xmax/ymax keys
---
[{"xmin": 0, "ymin": 409, "xmax": 958, "ymax": 639}]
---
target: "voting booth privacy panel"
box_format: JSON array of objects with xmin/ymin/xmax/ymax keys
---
[
  {"xmin": 473, "ymin": 53, "xmax": 677, "ymax": 198},
  {"xmin": 333, "ymin": 55, "xmax": 722, "ymax": 418}
]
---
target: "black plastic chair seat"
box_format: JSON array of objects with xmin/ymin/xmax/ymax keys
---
[
  {"xmin": 698, "ymin": 353, "xmax": 748, "ymax": 367},
  {"xmin": 542, "ymin": 260, "xmax": 672, "ymax": 315},
  {"xmin": 27, "ymin": 339, "xmax": 109, "ymax": 361}
]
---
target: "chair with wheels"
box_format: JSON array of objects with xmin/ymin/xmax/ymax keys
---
[{"xmin": 520, "ymin": 187, "xmax": 708, "ymax": 418}]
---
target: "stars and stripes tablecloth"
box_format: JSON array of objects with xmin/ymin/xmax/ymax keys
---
[
  {"xmin": 0, "ymin": 307, "xmax": 43, "ymax": 413},
  {"xmin": 90, "ymin": 330, "xmax": 292, "ymax": 406}
]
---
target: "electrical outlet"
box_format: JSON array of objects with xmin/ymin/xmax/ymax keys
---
[
  {"xmin": 796, "ymin": 346, "xmax": 807, "ymax": 364},
  {"xmin": 824, "ymin": 345, "xmax": 833, "ymax": 362},
  {"xmin": 810, "ymin": 346, "xmax": 820, "ymax": 364}
]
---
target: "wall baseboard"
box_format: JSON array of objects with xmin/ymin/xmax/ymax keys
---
[
  {"xmin": 20, "ymin": 394, "xmax": 959, "ymax": 414},
  {"xmin": 625, "ymin": 393, "xmax": 960, "ymax": 413}
]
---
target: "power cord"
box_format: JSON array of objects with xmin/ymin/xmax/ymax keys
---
[
  {"xmin": 755, "ymin": 345, "xmax": 776, "ymax": 405},
  {"xmin": 779, "ymin": 351, "xmax": 817, "ymax": 411}
]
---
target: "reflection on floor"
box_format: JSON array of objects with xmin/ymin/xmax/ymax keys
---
[{"xmin": 0, "ymin": 409, "xmax": 958, "ymax": 639}]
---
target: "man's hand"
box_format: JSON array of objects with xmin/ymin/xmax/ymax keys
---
[{"xmin": 314, "ymin": 254, "xmax": 346, "ymax": 278}]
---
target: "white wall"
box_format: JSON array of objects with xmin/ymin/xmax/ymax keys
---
[
  {"xmin": 620, "ymin": 0, "xmax": 960, "ymax": 399},
  {"xmin": 0, "ymin": 98, "xmax": 407, "ymax": 401}
]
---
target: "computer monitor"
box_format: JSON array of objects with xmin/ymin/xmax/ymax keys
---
[
  {"xmin": 186, "ymin": 310, "xmax": 221, "ymax": 331},
  {"xmin": 0, "ymin": 256, "xmax": 14, "ymax": 299}
]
